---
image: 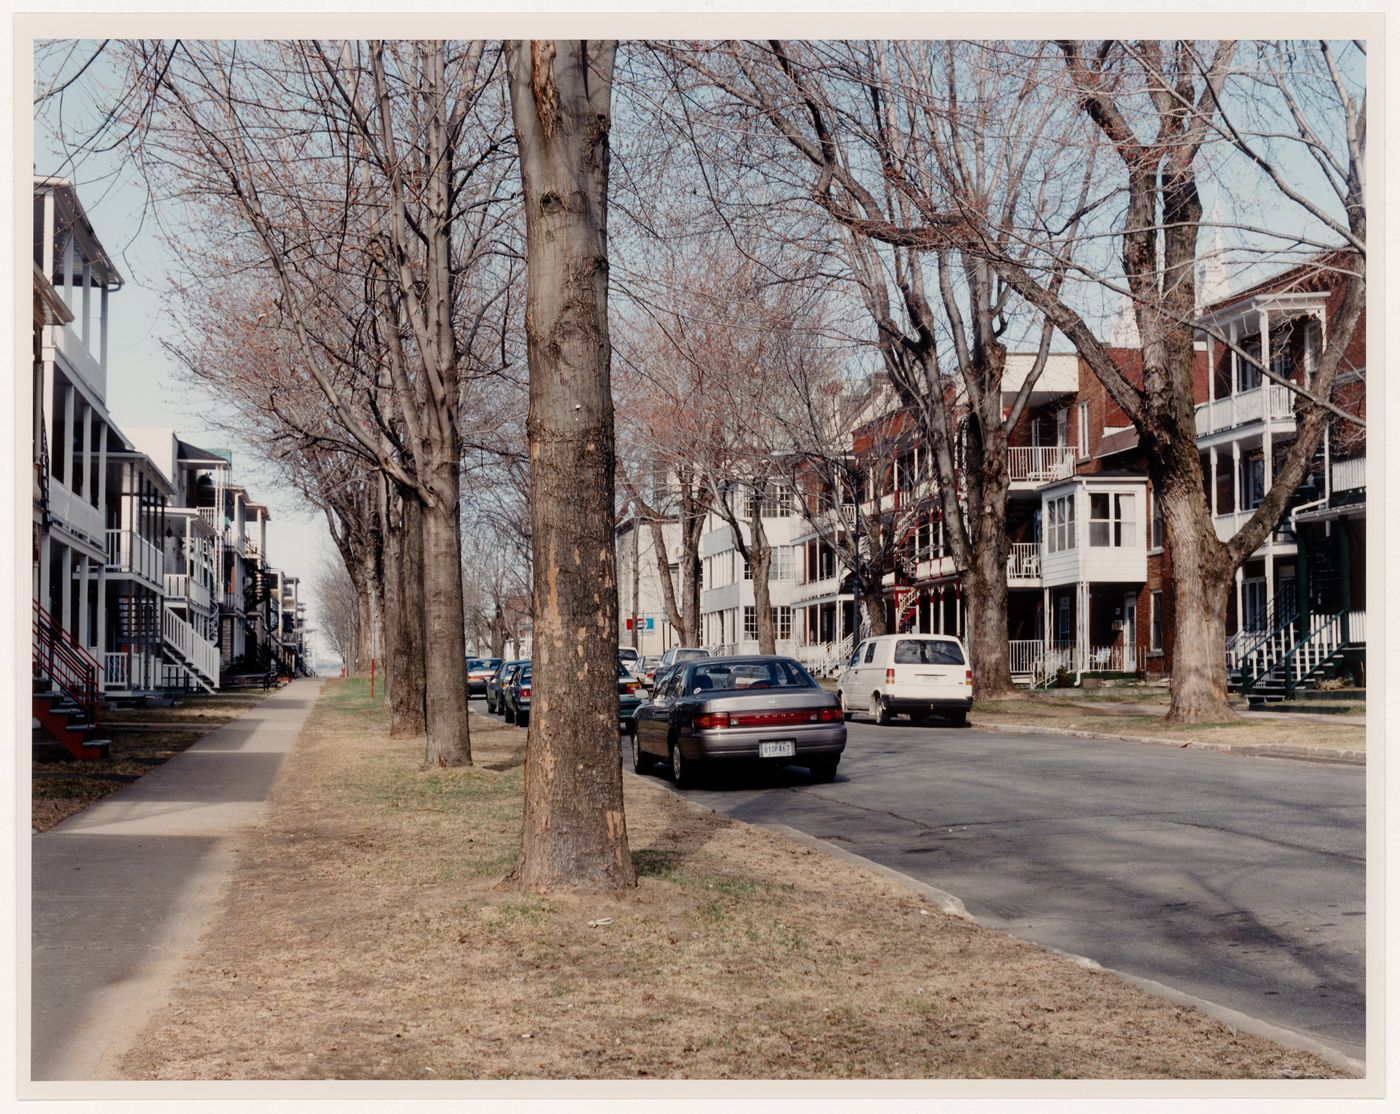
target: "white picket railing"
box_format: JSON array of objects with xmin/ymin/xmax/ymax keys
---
[
  {"xmin": 1006, "ymin": 543, "xmax": 1041, "ymax": 580},
  {"xmin": 1331, "ymin": 456, "xmax": 1365, "ymax": 493},
  {"xmin": 104, "ymin": 649, "xmax": 158, "ymax": 692},
  {"xmin": 162, "ymin": 604, "xmax": 221, "ymax": 686},
  {"xmin": 1009, "ymin": 641, "xmax": 1133, "ymax": 683},
  {"xmin": 106, "ymin": 528, "xmax": 164, "ymax": 585},
  {"xmin": 1345, "ymin": 610, "xmax": 1365, "ymax": 644},
  {"xmin": 104, "ymin": 651, "xmax": 128, "ymax": 690},
  {"xmin": 1195, "ymin": 383, "xmax": 1295, "ymax": 436},
  {"xmin": 1008, "ymin": 640, "xmax": 1043, "ymax": 676},
  {"xmin": 1007, "ymin": 446, "xmax": 1077, "ymax": 483},
  {"xmin": 164, "ymin": 572, "xmax": 213, "ymax": 612}
]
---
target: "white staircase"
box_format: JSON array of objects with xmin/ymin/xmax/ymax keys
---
[{"xmin": 161, "ymin": 604, "xmax": 219, "ymax": 693}]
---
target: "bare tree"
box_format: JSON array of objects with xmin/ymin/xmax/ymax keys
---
[
  {"xmin": 504, "ymin": 40, "xmax": 634, "ymax": 893},
  {"xmin": 312, "ymin": 554, "xmax": 360, "ymax": 670}
]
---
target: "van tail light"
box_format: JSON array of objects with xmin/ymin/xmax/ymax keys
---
[
  {"xmin": 965, "ymin": 669, "xmax": 973, "ymax": 687},
  {"xmin": 885, "ymin": 667, "xmax": 896, "ymax": 686},
  {"xmin": 694, "ymin": 711, "xmax": 730, "ymax": 730}
]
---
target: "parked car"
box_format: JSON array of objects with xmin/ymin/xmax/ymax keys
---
[
  {"xmin": 631, "ymin": 655, "xmax": 845, "ymax": 787},
  {"xmin": 486, "ymin": 659, "xmax": 528, "ymax": 714},
  {"xmin": 618, "ymin": 662, "xmax": 644, "ymax": 734},
  {"xmin": 835, "ymin": 634, "xmax": 972, "ymax": 726},
  {"xmin": 658, "ymin": 646, "xmax": 711, "ymax": 670},
  {"xmin": 503, "ymin": 664, "xmax": 532, "ymax": 727},
  {"xmin": 618, "ymin": 646, "xmax": 640, "ymax": 670},
  {"xmin": 465, "ymin": 657, "xmax": 503, "ymax": 697},
  {"xmin": 636, "ymin": 655, "xmax": 662, "ymax": 687}
]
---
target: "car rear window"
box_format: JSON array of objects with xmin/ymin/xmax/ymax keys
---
[
  {"xmin": 893, "ymin": 639, "xmax": 965, "ymax": 665},
  {"xmin": 688, "ymin": 659, "xmax": 816, "ymax": 692}
]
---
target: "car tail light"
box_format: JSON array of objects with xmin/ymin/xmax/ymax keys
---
[
  {"xmin": 693, "ymin": 711, "xmax": 731, "ymax": 730},
  {"xmin": 814, "ymin": 706, "xmax": 843, "ymax": 723},
  {"xmin": 520, "ymin": 687, "xmax": 531, "ymax": 699},
  {"xmin": 966, "ymin": 669, "xmax": 972, "ymax": 687},
  {"xmin": 886, "ymin": 667, "xmax": 896, "ymax": 685},
  {"xmin": 625, "ymin": 682, "xmax": 639, "ymax": 693}
]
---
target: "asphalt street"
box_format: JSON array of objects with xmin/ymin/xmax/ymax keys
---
[{"xmin": 619, "ymin": 710, "xmax": 1367, "ymax": 1064}]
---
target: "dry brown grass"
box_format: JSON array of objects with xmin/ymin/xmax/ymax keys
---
[
  {"xmin": 31, "ymin": 690, "xmax": 273, "ymax": 832},
  {"xmin": 117, "ymin": 679, "xmax": 1346, "ymax": 1081}
]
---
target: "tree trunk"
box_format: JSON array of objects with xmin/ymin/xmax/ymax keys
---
[
  {"xmin": 386, "ymin": 495, "xmax": 427, "ymax": 737},
  {"xmin": 861, "ymin": 581, "xmax": 888, "ymax": 637},
  {"xmin": 489, "ymin": 612, "xmax": 507, "ymax": 660},
  {"xmin": 964, "ymin": 545, "xmax": 1012, "ymax": 699},
  {"xmin": 350, "ymin": 561, "xmax": 373, "ymax": 677},
  {"xmin": 504, "ymin": 38, "xmax": 634, "ymax": 893},
  {"xmin": 419, "ymin": 466, "xmax": 471, "ymax": 767},
  {"xmin": 748, "ymin": 503, "xmax": 776, "ymax": 654},
  {"xmin": 1157, "ymin": 470, "xmax": 1235, "ymax": 721}
]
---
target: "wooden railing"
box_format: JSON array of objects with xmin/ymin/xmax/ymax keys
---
[
  {"xmin": 1007, "ymin": 446, "xmax": 1077, "ymax": 483},
  {"xmin": 1006, "ymin": 543, "xmax": 1041, "ymax": 579},
  {"xmin": 106, "ymin": 528, "xmax": 164, "ymax": 584},
  {"xmin": 1331, "ymin": 456, "xmax": 1365, "ymax": 493},
  {"xmin": 1194, "ymin": 383, "xmax": 1295, "ymax": 436},
  {"xmin": 164, "ymin": 572, "xmax": 213, "ymax": 611},
  {"xmin": 162, "ymin": 604, "xmax": 220, "ymax": 685},
  {"xmin": 32, "ymin": 600, "xmax": 99, "ymax": 719}
]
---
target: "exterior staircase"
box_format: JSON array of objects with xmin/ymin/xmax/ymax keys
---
[
  {"xmin": 1232, "ymin": 607, "xmax": 1353, "ymax": 705},
  {"xmin": 159, "ymin": 604, "xmax": 219, "ymax": 693},
  {"xmin": 32, "ymin": 602, "xmax": 110, "ymax": 760}
]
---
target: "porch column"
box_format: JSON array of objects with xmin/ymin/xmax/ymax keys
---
[
  {"xmin": 1209, "ymin": 447, "xmax": 1218, "ymax": 517},
  {"xmin": 61, "ymin": 384, "xmax": 74, "ymax": 489},
  {"xmin": 77, "ymin": 553, "xmax": 90, "ymax": 655},
  {"xmin": 95, "ymin": 566, "xmax": 108, "ymax": 683},
  {"xmin": 1234, "ymin": 567, "xmax": 1245, "ymax": 632},
  {"xmin": 1339, "ymin": 523, "xmax": 1352, "ymax": 642},
  {"xmin": 1296, "ymin": 528, "xmax": 1310, "ymax": 630},
  {"xmin": 38, "ymin": 530, "xmax": 52, "ymax": 620},
  {"xmin": 78, "ymin": 401, "xmax": 91, "ymax": 498},
  {"xmin": 81, "ymin": 262, "xmax": 92, "ymax": 347},
  {"xmin": 1076, "ymin": 580, "xmax": 1089, "ymax": 682},
  {"xmin": 1228, "ymin": 319, "xmax": 1238, "ymax": 427},
  {"xmin": 1206, "ymin": 333, "xmax": 1215, "ymax": 404},
  {"xmin": 1260, "ymin": 310, "xmax": 1273, "ymax": 499},
  {"xmin": 60, "ymin": 546, "xmax": 72, "ymax": 636},
  {"xmin": 1231, "ymin": 441, "xmax": 1242, "ymax": 515},
  {"xmin": 1042, "ymin": 586, "xmax": 1050, "ymax": 653},
  {"xmin": 96, "ymin": 423, "xmax": 108, "ymax": 525},
  {"xmin": 100, "ymin": 285, "xmax": 110, "ymax": 373}
]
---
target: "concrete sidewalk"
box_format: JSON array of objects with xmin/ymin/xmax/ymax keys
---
[{"xmin": 27, "ymin": 679, "xmax": 323, "ymax": 1084}]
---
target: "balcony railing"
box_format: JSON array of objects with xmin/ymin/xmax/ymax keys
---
[
  {"xmin": 47, "ymin": 478, "xmax": 105, "ymax": 547},
  {"xmin": 106, "ymin": 529, "xmax": 164, "ymax": 585},
  {"xmin": 1006, "ymin": 542, "xmax": 1041, "ymax": 580},
  {"xmin": 1195, "ymin": 383, "xmax": 1295, "ymax": 436},
  {"xmin": 163, "ymin": 572, "xmax": 214, "ymax": 612},
  {"xmin": 1332, "ymin": 456, "xmax": 1365, "ymax": 493},
  {"xmin": 1007, "ymin": 446, "xmax": 1077, "ymax": 484}
]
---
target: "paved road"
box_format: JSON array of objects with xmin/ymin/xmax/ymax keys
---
[
  {"xmin": 625, "ymin": 712, "xmax": 1366, "ymax": 1063},
  {"xmin": 30, "ymin": 681, "xmax": 322, "ymax": 1083}
]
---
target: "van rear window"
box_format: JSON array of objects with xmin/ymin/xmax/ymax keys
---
[{"xmin": 894, "ymin": 639, "xmax": 964, "ymax": 665}]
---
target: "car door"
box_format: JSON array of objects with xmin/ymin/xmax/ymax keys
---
[
  {"xmin": 857, "ymin": 638, "xmax": 879, "ymax": 699},
  {"xmin": 637, "ymin": 669, "xmax": 673, "ymax": 755}
]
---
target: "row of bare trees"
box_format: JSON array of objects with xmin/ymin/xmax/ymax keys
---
[{"xmin": 38, "ymin": 37, "xmax": 1364, "ymax": 891}]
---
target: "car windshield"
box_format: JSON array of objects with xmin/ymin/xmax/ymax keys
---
[
  {"xmin": 893, "ymin": 639, "xmax": 965, "ymax": 665},
  {"xmin": 687, "ymin": 659, "xmax": 816, "ymax": 692}
]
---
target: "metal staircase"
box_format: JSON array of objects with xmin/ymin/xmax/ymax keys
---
[
  {"xmin": 31, "ymin": 601, "xmax": 109, "ymax": 759},
  {"xmin": 1232, "ymin": 603, "xmax": 1351, "ymax": 704}
]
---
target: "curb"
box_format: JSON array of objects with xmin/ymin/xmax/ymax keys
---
[{"xmin": 971, "ymin": 720, "xmax": 1366, "ymax": 766}]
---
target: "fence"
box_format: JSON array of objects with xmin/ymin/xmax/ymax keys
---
[{"xmin": 1007, "ymin": 446, "xmax": 1077, "ymax": 483}]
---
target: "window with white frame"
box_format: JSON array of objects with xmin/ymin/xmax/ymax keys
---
[
  {"xmin": 743, "ymin": 605, "xmax": 793, "ymax": 641},
  {"xmin": 1089, "ymin": 492, "xmax": 1136, "ymax": 548},
  {"xmin": 1046, "ymin": 494, "xmax": 1076, "ymax": 554},
  {"xmin": 1077, "ymin": 401, "xmax": 1090, "ymax": 458},
  {"xmin": 768, "ymin": 546, "xmax": 793, "ymax": 581},
  {"xmin": 1150, "ymin": 493, "xmax": 1164, "ymax": 549},
  {"xmin": 1149, "ymin": 589, "xmax": 1164, "ymax": 652},
  {"xmin": 744, "ymin": 605, "xmax": 757, "ymax": 640}
]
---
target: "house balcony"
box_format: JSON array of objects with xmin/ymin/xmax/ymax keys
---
[
  {"xmin": 106, "ymin": 528, "xmax": 164, "ymax": 588},
  {"xmin": 45, "ymin": 477, "xmax": 106, "ymax": 552},
  {"xmin": 1008, "ymin": 446, "xmax": 1077, "ymax": 490},
  {"xmin": 1006, "ymin": 542, "xmax": 1042, "ymax": 586},
  {"xmin": 1195, "ymin": 383, "xmax": 1295, "ymax": 440},
  {"xmin": 49, "ymin": 321, "xmax": 107, "ymax": 399},
  {"xmin": 164, "ymin": 572, "xmax": 214, "ymax": 613}
]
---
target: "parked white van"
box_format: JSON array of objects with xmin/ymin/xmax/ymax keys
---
[{"xmin": 835, "ymin": 634, "xmax": 973, "ymax": 727}]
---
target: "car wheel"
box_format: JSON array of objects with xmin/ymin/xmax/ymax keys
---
[
  {"xmin": 518, "ymin": 712, "xmax": 529, "ymax": 729},
  {"xmin": 670, "ymin": 739, "xmax": 699, "ymax": 790},
  {"xmin": 808, "ymin": 755, "xmax": 839, "ymax": 783},
  {"xmin": 631, "ymin": 733, "xmax": 651, "ymax": 775},
  {"xmin": 503, "ymin": 702, "xmax": 515, "ymax": 725},
  {"xmin": 870, "ymin": 693, "xmax": 890, "ymax": 726},
  {"xmin": 837, "ymin": 691, "xmax": 853, "ymax": 722}
]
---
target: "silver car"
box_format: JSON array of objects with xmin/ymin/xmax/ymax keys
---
[{"xmin": 630, "ymin": 656, "xmax": 845, "ymax": 788}]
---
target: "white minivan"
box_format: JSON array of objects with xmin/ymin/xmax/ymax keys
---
[{"xmin": 836, "ymin": 634, "xmax": 973, "ymax": 727}]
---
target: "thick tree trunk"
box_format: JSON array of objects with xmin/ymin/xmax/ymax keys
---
[
  {"xmin": 862, "ymin": 582, "xmax": 889, "ymax": 638},
  {"xmin": 1157, "ymin": 473, "xmax": 1236, "ymax": 722},
  {"xmin": 386, "ymin": 496, "xmax": 427, "ymax": 737},
  {"xmin": 748, "ymin": 505, "xmax": 776, "ymax": 654},
  {"xmin": 350, "ymin": 560, "xmax": 374, "ymax": 677},
  {"xmin": 504, "ymin": 38, "xmax": 634, "ymax": 893},
  {"xmin": 964, "ymin": 548, "xmax": 1012, "ymax": 699},
  {"xmin": 419, "ymin": 468, "xmax": 471, "ymax": 767},
  {"xmin": 489, "ymin": 612, "xmax": 507, "ymax": 661}
]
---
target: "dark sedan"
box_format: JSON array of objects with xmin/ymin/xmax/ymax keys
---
[
  {"xmin": 486, "ymin": 659, "xmax": 528, "ymax": 714},
  {"xmin": 502, "ymin": 665, "xmax": 532, "ymax": 727},
  {"xmin": 630, "ymin": 655, "xmax": 845, "ymax": 788}
]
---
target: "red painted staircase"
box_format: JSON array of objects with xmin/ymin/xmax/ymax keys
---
[{"xmin": 32, "ymin": 601, "xmax": 109, "ymax": 760}]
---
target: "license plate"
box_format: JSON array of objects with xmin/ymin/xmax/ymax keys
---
[{"xmin": 759, "ymin": 740, "xmax": 796, "ymax": 758}]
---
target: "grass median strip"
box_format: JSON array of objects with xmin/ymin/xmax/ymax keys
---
[{"xmin": 117, "ymin": 679, "xmax": 1346, "ymax": 1080}]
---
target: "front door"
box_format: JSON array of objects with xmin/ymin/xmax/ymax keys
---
[{"xmin": 1123, "ymin": 594, "xmax": 1137, "ymax": 672}]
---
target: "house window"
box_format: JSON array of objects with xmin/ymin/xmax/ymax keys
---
[
  {"xmin": 1046, "ymin": 494, "xmax": 1075, "ymax": 554},
  {"xmin": 769, "ymin": 546, "xmax": 793, "ymax": 581},
  {"xmin": 744, "ymin": 606, "xmax": 757, "ymax": 640},
  {"xmin": 742, "ymin": 555, "xmax": 753, "ymax": 581},
  {"xmin": 1151, "ymin": 493, "xmax": 1164, "ymax": 550},
  {"xmin": 1089, "ymin": 493, "xmax": 1136, "ymax": 548},
  {"xmin": 774, "ymin": 606, "xmax": 792, "ymax": 641},
  {"xmin": 1056, "ymin": 408, "xmax": 1069, "ymax": 448},
  {"xmin": 1077, "ymin": 401, "xmax": 1090, "ymax": 458},
  {"xmin": 1244, "ymin": 457, "xmax": 1266, "ymax": 509},
  {"xmin": 1239, "ymin": 337, "xmax": 1263, "ymax": 391},
  {"xmin": 1150, "ymin": 590, "xmax": 1163, "ymax": 651}
]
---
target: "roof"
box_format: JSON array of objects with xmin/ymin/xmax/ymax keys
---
[
  {"xmin": 177, "ymin": 438, "xmax": 232, "ymax": 466},
  {"xmin": 34, "ymin": 177, "xmax": 124, "ymax": 289},
  {"xmin": 1096, "ymin": 429, "xmax": 1140, "ymax": 458}
]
